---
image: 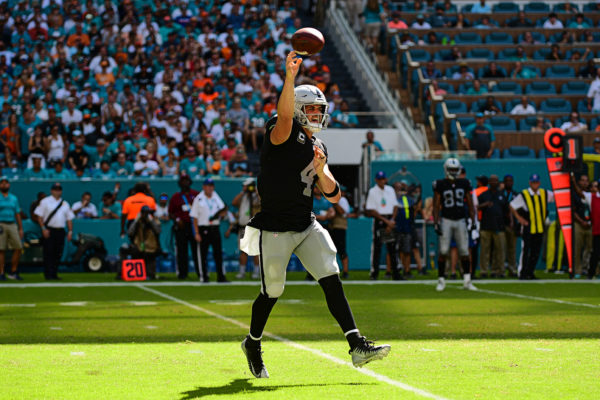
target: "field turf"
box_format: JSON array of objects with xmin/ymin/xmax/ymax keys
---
[{"xmin": 0, "ymin": 273, "xmax": 599, "ymax": 399}]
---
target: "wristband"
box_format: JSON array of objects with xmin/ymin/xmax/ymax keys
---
[{"xmin": 323, "ymin": 182, "xmax": 340, "ymax": 198}]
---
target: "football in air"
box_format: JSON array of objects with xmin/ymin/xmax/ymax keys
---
[{"xmin": 291, "ymin": 27, "xmax": 325, "ymax": 56}]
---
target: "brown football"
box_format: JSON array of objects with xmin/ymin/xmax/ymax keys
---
[{"xmin": 291, "ymin": 27, "xmax": 325, "ymax": 56}]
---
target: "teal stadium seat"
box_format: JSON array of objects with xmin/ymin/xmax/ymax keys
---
[
  {"xmin": 488, "ymin": 115, "xmax": 517, "ymax": 131},
  {"xmin": 565, "ymin": 48, "xmax": 594, "ymax": 61},
  {"xmin": 519, "ymin": 116, "xmax": 548, "ymax": 131},
  {"xmin": 484, "ymin": 32, "xmax": 514, "ymax": 45},
  {"xmin": 490, "ymin": 149, "xmax": 501, "ymax": 159},
  {"xmin": 503, "ymin": 146, "xmax": 536, "ymax": 159},
  {"xmin": 546, "ymin": 64, "xmax": 576, "ymax": 78},
  {"xmin": 471, "ymin": 98, "xmax": 503, "ymax": 113},
  {"xmin": 492, "ymin": 2, "xmax": 520, "ymax": 13},
  {"xmin": 524, "ymin": 2, "xmax": 550, "ymax": 13},
  {"xmin": 454, "ymin": 32, "xmax": 483, "ymax": 45},
  {"xmin": 561, "ymin": 81, "xmax": 589, "ymax": 95},
  {"xmin": 466, "ymin": 48, "xmax": 495, "ymax": 60},
  {"xmin": 533, "ymin": 48, "xmax": 552, "ymax": 60},
  {"xmin": 518, "ymin": 31, "xmax": 546, "ymax": 44},
  {"xmin": 492, "ymin": 81, "xmax": 523, "ymax": 94},
  {"xmin": 461, "ymin": 4, "xmax": 474, "ymax": 13},
  {"xmin": 553, "ymin": 2, "xmax": 579, "ymax": 12},
  {"xmin": 583, "ymin": 3, "xmax": 600, "ymax": 12},
  {"xmin": 526, "ymin": 81, "xmax": 557, "ymax": 95},
  {"xmin": 541, "ymin": 98, "xmax": 572, "ymax": 113},
  {"xmin": 497, "ymin": 48, "xmax": 517, "ymax": 60}
]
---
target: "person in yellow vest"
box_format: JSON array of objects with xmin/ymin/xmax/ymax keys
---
[{"xmin": 509, "ymin": 174, "xmax": 555, "ymax": 280}]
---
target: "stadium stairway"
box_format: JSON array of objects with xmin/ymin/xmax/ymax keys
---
[{"xmin": 298, "ymin": 13, "xmax": 378, "ymax": 128}]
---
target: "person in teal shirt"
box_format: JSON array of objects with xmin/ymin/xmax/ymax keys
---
[
  {"xmin": 330, "ymin": 100, "xmax": 359, "ymax": 128},
  {"xmin": 465, "ymin": 79, "xmax": 488, "ymax": 95},
  {"xmin": 45, "ymin": 160, "xmax": 75, "ymax": 180},
  {"xmin": 23, "ymin": 156, "xmax": 47, "ymax": 179},
  {"xmin": 111, "ymin": 152, "xmax": 134, "ymax": 177},
  {"xmin": 93, "ymin": 161, "xmax": 117, "ymax": 180},
  {"xmin": 98, "ymin": 191, "xmax": 122, "ymax": 219},
  {"xmin": 179, "ymin": 147, "xmax": 207, "ymax": 178},
  {"xmin": 0, "ymin": 177, "xmax": 24, "ymax": 281}
]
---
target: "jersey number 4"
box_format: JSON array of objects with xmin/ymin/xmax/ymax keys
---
[
  {"xmin": 300, "ymin": 161, "xmax": 316, "ymax": 197},
  {"xmin": 442, "ymin": 188, "xmax": 465, "ymax": 208}
]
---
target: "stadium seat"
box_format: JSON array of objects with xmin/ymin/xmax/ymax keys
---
[
  {"xmin": 471, "ymin": 98, "xmax": 503, "ymax": 113},
  {"xmin": 484, "ymin": 32, "xmax": 514, "ymax": 45},
  {"xmin": 466, "ymin": 48, "xmax": 495, "ymax": 60},
  {"xmin": 489, "ymin": 149, "xmax": 501, "ymax": 159},
  {"xmin": 577, "ymin": 99, "xmax": 591, "ymax": 113},
  {"xmin": 453, "ymin": 32, "xmax": 483, "ymax": 45},
  {"xmin": 584, "ymin": 146, "xmax": 595, "ymax": 153},
  {"xmin": 561, "ymin": 81, "xmax": 589, "ymax": 95},
  {"xmin": 488, "ymin": 116, "xmax": 517, "ymax": 131},
  {"xmin": 583, "ymin": 2, "xmax": 600, "ymax": 12},
  {"xmin": 461, "ymin": 4, "xmax": 474, "ymax": 13},
  {"xmin": 436, "ymin": 1, "xmax": 457, "ymax": 12},
  {"xmin": 426, "ymin": 32, "xmax": 448, "ymax": 44},
  {"xmin": 441, "ymin": 100, "xmax": 468, "ymax": 115},
  {"xmin": 533, "ymin": 48, "xmax": 552, "ymax": 60},
  {"xmin": 546, "ymin": 64, "xmax": 576, "ymax": 78},
  {"xmin": 524, "ymin": 2, "xmax": 550, "ymax": 12},
  {"xmin": 517, "ymin": 31, "xmax": 546, "ymax": 44},
  {"xmin": 434, "ymin": 49, "xmax": 452, "ymax": 61},
  {"xmin": 519, "ymin": 116, "xmax": 546, "ymax": 131},
  {"xmin": 445, "ymin": 65, "xmax": 475, "ymax": 79},
  {"xmin": 503, "ymin": 146, "xmax": 536, "ymax": 159},
  {"xmin": 553, "ymin": 2, "xmax": 579, "ymax": 12},
  {"xmin": 492, "ymin": 2, "xmax": 519, "ymax": 13},
  {"xmin": 477, "ymin": 64, "xmax": 508, "ymax": 78},
  {"xmin": 538, "ymin": 149, "xmax": 551, "ymax": 158},
  {"xmin": 590, "ymin": 117, "xmax": 599, "ymax": 131},
  {"xmin": 541, "ymin": 98, "xmax": 572, "ymax": 113},
  {"xmin": 504, "ymin": 98, "xmax": 535, "ymax": 113},
  {"xmin": 492, "ymin": 81, "xmax": 523, "ymax": 94},
  {"xmin": 526, "ymin": 81, "xmax": 557, "ymax": 95},
  {"xmin": 437, "ymin": 81, "xmax": 456, "ymax": 94},
  {"xmin": 497, "ymin": 48, "xmax": 517, "ymax": 60}
]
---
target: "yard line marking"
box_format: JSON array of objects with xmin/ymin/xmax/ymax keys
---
[
  {"xmin": 49, "ymin": 327, "xmax": 63, "ymax": 330},
  {"xmin": 59, "ymin": 301, "xmax": 89, "ymax": 306},
  {"xmin": 469, "ymin": 287, "xmax": 600, "ymax": 309},
  {"xmin": 208, "ymin": 299, "xmax": 305, "ymax": 306},
  {"xmin": 520, "ymin": 322, "xmax": 536, "ymax": 327},
  {"xmin": 2, "ymin": 279, "xmax": 599, "ymax": 288},
  {"xmin": 0, "ymin": 303, "xmax": 36, "ymax": 307},
  {"xmin": 427, "ymin": 323, "xmax": 441, "ymax": 327},
  {"xmin": 535, "ymin": 348, "xmax": 554, "ymax": 352},
  {"xmin": 138, "ymin": 285, "xmax": 450, "ymax": 400},
  {"xmin": 129, "ymin": 301, "xmax": 158, "ymax": 306},
  {"xmin": 70, "ymin": 352, "xmax": 85, "ymax": 356},
  {"xmin": 144, "ymin": 325, "xmax": 158, "ymax": 330}
]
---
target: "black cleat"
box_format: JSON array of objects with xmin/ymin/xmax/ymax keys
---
[
  {"xmin": 241, "ymin": 336, "xmax": 269, "ymax": 378},
  {"xmin": 349, "ymin": 336, "xmax": 391, "ymax": 367}
]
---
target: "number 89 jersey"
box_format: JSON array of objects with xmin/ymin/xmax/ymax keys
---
[
  {"xmin": 248, "ymin": 116, "xmax": 327, "ymax": 232},
  {"xmin": 433, "ymin": 178, "xmax": 472, "ymax": 220}
]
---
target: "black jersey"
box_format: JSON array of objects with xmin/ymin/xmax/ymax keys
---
[
  {"xmin": 248, "ymin": 117, "xmax": 328, "ymax": 232},
  {"xmin": 433, "ymin": 178, "xmax": 472, "ymax": 220}
]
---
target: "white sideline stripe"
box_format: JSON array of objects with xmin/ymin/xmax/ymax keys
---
[
  {"xmin": 466, "ymin": 287, "xmax": 600, "ymax": 309},
  {"xmin": 1, "ymin": 279, "xmax": 599, "ymax": 288},
  {"xmin": 137, "ymin": 285, "xmax": 449, "ymax": 400}
]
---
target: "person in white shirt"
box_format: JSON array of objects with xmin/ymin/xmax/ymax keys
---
[
  {"xmin": 33, "ymin": 182, "xmax": 74, "ymax": 280},
  {"xmin": 543, "ymin": 13, "xmax": 564, "ymax": 29},
  {"xmin": 190, "ymin": 178, "xmax": 229, "ymax": 283},
  {"xmin": 365, "ymin": 171, "xmax": 401, "ymax": 280},
  {"xmin": 72, "ymin": 192, "xmax": 98, "ymax": 219},
  {"xmin": 471, "ymin": 0, "xmax": 491, "ymax": 13},
  {"xmin": 60, "ymin": 97, "xmax": 83, "ymax": 126},
  {"xmin": 154, "ymin": 193, "xmax": 170, "ymax": 221},
  {"xmin": 510, "ymin": 96, "xmax": 537, "ymax": 115},
  {"xmin": 587, "ymin": 68, "xmax": 600, "ymax": 112},
  {"xmin": 134, "ymin": 149, "xmax": 160, "ymax": 176},
  {"xmin": 560, "ymin": 112, "xmax": 588, "ymax": 133},
  {"xmin": 411, "ymin": 14, "xmax": 432, "ymax": 29}
]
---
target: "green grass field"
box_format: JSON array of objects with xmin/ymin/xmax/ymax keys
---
[{"xmin": 1, "ymin": 273, "xmax": 599, "ymax": 399}]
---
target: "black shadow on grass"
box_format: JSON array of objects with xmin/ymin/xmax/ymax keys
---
[{"xmin": 180, "ymin": 379, "xmax": 372, "ymax": 399}]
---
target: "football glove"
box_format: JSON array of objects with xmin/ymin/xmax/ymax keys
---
[{"xmin": 434, "ymin": 222, "xmax": 442, "ymax": 236}]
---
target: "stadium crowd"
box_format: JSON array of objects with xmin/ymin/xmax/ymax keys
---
[{"xmin": 0, "ymin": 0, "xmax": 358, "ymax": 180}]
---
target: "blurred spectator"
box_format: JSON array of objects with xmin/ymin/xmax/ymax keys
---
[
  {"xmin": 471, "ymin": 0, "xmax": 491, "ymax": 13},
  {"xmin": 465, "ymin": 113, "xmax": 496, "ymax": 159},
  {"xmin": 429, "ymin": 7, "xmax": 449, "ymax": 28},
  {"xmin": 422, "ymin": 61, "xmax": 442, "ymax": 80},
  {"xmin": 465, "ymin": 80, "xmax": 487, "ymax": 95},
  {"xmin": 478, "ymin": 175, "xmax": 508, "ymax": 278},
  {"xmin": 481, "ymin": 96, "xmax": 501, "ymax": 115},
  {"xmin": 481, "ymin": 62, "xmax": 506, "ymax": 79},
  {"xmin": 228, "ymin": 177, "xmax": 260, "ymax": 279},
  {"xmin": 134, "ymin": 149, "xmax": 160, "ymax": 176},
  {"xmin": 1, "ymin": 114, "xmax": 21, "ymax": 166},
  {"xmin": 111, "ymin": 152, "xmax": 134, "ymax": 177},
  {"xmin": 330, "ymin": 100, "xmax": 358, "ymax": 128},
  {"xmin": 126, "ymin": 205, "xmax": 161, "ymax": 280},
  {"xmin": 587, "ymin": 68, "xmax": 600, "ymax": 112},
  {"xmin": 450, "ymin": 13, "xmax": 469, "ymax": 28},
  {"xmin": 93, "ymin": 160, "xmax": 117, "ymax": 180},
  {"xmin": 508, "ymin": 11, "xmax": 534, "ymax": 28},
  {"xmin": 560, "ymin": 112, "xmax": 588, "ymax": 133},
  {"xmin": 362, "ymin": 130, "xmax": 384, "ymax": 155},
  {"xmin": 388, "ymin": 11, "xmax": 408, "ymax": 31},
  {"xmin": 99, "ymin": 191, "xmax": 121, "ymax": 220},
  {"xmin": 512, "ymin": 61, "xmax": 538, "ymax": 79},
  {"xmin": 46, "ymin": 160, "xmax": 74, "ymax": 180},
  {"xmin": 23, "ymin": 154, "xmax": 46, "ymax": 179},
  {"xmin": 411, "ymin": 14, "xmax": 432, "ymax": 30},
  {"xmin": 67, "ymin": 135, "xmax": 89, "ymax": 177},
  {"xmin": 531, "ymin": 117, "xmax": 552, "ymax": 133},
  {"xmin": 72, "ymin": 192, "xmax": 98, "ymax": 219},
  {"xmin": 227, "ymin": 146, "xmax": 251, "ymax": 177},
  {"xmin": 543, "ymin": 13, "xmax": 564, "ymax": 29},
  {"xmin": 546, "ymin": 44, "xmax": 563, "ymax": 61},
  {"xmin": 510, "ymin": 96, "xmax": 536, "ymax": 115},
  {"xmin": 520, "ymin": 31, "xmax": 541, "ymax": 45},
  {"xmin": 451, "ymin": 63, "xmax": 474, "ymax": 80},
  {"xmin": 180, "ymin": 146, "xmax": 206, "ymax": 178},
  {"xmin": 155, "ymin": 193, "xmax": 170, "ymax": 222},
  {"xmin": 569, "ymin": 13, "xmax": 591, "ymax": 29},
  {"xmin": 509, "ymin": 45, "xmax": 529, "ymax": 62}
]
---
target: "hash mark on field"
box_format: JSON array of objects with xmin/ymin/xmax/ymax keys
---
[
  {"xmin": 145, "ymin": 325, "xmax": 158, "ymax": 330},
  {"xmin": 427, "ymin": 323, "xmax": 441, "ymax": 327},
  {"xmin": 208, "ymin": 299, "xmax": 304, "ymax": 305},
  {"xmin": 60, "ymin": 301, "xmax": 88, "ymax": 306},
  {"xmin": 188, "ymin": 350, "xmax": 203, "ymax": 354},
  {"xmin": 129, "ymin": 301, "xmax": 158, "ymax": 306},
  {"xmin": 535, "ymin": 348, "xmax": 554, "ymax": 352},
  {"xmin": 138, "ymin": 285, "xmax": 450, "ymax": 400},
  {"xmin": 520, "ymin": 322, "xmax": 536, "ymax": 327},
  {"xmin": 70, "ymin": 352, "xmax": 85, "ymax": 356},
  {"xmin": 421, "ymin": 349, "xmax": 438, "ymax": 352},
  {"xmin": 49, "ymin": 327, "xmax": 62, "ymax": 330},
  {"xmin": 0, "ymin": 303, "xmax": 36, "ymax": 307}
]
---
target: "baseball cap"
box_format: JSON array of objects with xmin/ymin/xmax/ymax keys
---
[
  {"xmin": 529, "ymin": 173, "xmax": 541, "ymax": 182},
  {"xmin": 51, "ymin": 182, "xmax": 62, "ymax": 191},
  {"xmin": 243, "ymin": 177, "xmax": 255, "ymax": 186},
  {"xmin": 375, "ymin": 171, "xmax": 386, "ymax": 180},
  {"xmin": 139, "ymin": 149, "xmax": 149, "ymax": 157},
  {"xmin": 0, "ymin": 176, "xmax": 8, "ymax": 183},
  {"xmin": 203, "ymin": 178, "xmax": 215, "ymax": 186}
]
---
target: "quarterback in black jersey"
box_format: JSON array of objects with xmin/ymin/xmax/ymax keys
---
[
  {"xmin": 432, "ymin": 158, "xmax": 477, "ymax": 292},
  {"xmin": 240, "ymin": 51, "xmax": 390, "ymax": 378}
]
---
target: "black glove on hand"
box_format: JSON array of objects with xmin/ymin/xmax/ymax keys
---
[{"xmin": 434, "ymin": 223, "xmax": 442, "ymax": 236}]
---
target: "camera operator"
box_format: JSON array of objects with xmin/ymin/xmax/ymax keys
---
[
  {"xmin": 227, "ymin": 178, "xmax": 260, "ymax": 279},
  {"xmin": 125, "ymin": 205, "xmax": 162, "ymax": 280}
]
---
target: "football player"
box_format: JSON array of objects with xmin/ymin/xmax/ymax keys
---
[
  {"xmin": 433, "ymin": 158, "xmax": 477, "ymax": 291},
  {"xmin": 239, "ymin": 51, "xmax": 390, "ymax": 378}
]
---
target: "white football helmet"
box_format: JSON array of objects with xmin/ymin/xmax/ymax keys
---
[
  {"xmin": 294, "ymin": 85, "xmax": 330, "ymax": 133},
  {"xmin": 444, "ymin": 158, "xmax": 461, "ymax": 180}
]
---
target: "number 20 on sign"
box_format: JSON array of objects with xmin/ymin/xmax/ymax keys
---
[{"xmin": 122, "ymin": 259, "xmax": 147, "ymax": 281}]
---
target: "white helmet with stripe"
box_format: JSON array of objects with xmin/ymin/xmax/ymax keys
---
[{"xmin": 294, "ymin": 85, "xmax": 330, "ymax": 133}]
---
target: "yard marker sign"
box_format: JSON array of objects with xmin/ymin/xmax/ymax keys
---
[{"xmin": 121, "ymin": 259, "xmax": 147, "ymax": 281}]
